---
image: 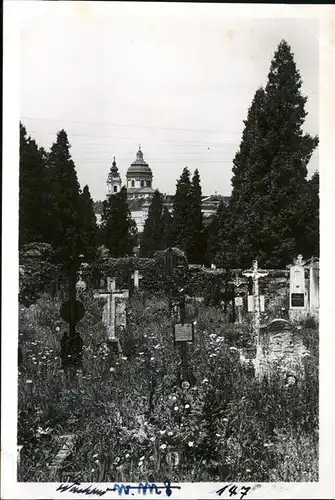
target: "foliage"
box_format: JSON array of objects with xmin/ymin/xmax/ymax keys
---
[
  {"xmin": 160, "ymin": 207, "xmax": 174, "ymax": 250},
  {"xmin": 188, "ymin": 169, "xmax": 205, "ymax": 264},
  {"xmin": 219, "ymin": 40, "xmax": 319, "ymax": 268},
  {"xmin": 19, "ymin": 123, "xmax": 49, "ymax": 247},
  {"xmin": 140, "ymin": 190, "xmax": 164, "ymax": 257},
  {"xmin": 100, "ymin": 187, "xmax": 137, "ymax": 257},
  {"xmin": 18, "ymin": 291, "xmax": 318, "ymax": 482},
  {"xmin": 79, "ymin": 185, "xmax": 98, "ymax": 261},
  {"xmin": 45, "ymin": 129, "xmax": 83, "ymax": 262}
]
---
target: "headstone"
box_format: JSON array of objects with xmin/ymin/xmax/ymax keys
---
[
  {"xmin": 305, "ymin": 258, "xmax": 319, "ymax": 319},
  {"xmin": 131, "ymin": 269, "xmax": 143, "ymax": 289},
  {"xmin": 288, "ymin": 255, "xmax": 307, "ymax": 322},
  {"xmin": 255, "ymin": 318, "xmax": 308, "ymax": 382}
]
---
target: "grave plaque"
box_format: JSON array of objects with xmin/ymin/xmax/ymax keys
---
[
  {"xmin": 166, "ymin": 451, "xmax": 180, "ymax": 466},
  {"xmin": 60, "ymin": 300, "xmax": 85, "ymax": 323},
  {"xmin": 235, "ymin": 296, "xmax": 243, "ymax": 307},
  {"xmin": 174, "ymin": 323, "xmax": 194, "ymax": 343},
  {"xmin": 291, "ymin": 293, "xmax": 305, "ymax": 307}
]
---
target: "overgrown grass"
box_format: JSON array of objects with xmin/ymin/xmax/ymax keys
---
[{"xmin": 18, "ymin": 292, "xmax": 318, "ymax": 482}]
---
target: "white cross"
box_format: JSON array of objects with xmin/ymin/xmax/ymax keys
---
[
  {"xmin": 242, "ymin": 259, "xmax": 268, "ymax": 337},
  {"xmin": 131, "ymin": 270, "xmax": 143, "ymax": 288}
]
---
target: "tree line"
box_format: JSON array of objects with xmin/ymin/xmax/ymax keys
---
[{"xmin": 20, "ymin": 39, "xmax": 319, "ymax": 269}]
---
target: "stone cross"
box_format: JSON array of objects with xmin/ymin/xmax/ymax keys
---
[
  {"xmin": 242, "ymin": 259, "xmax": 268, "ymax": 338},
  {"xmin": 131, "ymin": 269, "xmax": 143, "ymax": 289},
  {"xmin": 94, "ymin": 277, "xmax": 129, "ymax": 342}
]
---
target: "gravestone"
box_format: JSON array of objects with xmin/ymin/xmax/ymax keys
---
[
  {"xmin": 131, "ymin": 269, "xmax": 143, "ymax": 289},
  {"xmin": 305, "ymin": 258, "xmax": 319, "ymax": 320},
  {"xmin": 288, "ymin": 255, "xmax": 307, "ymax": 322},
  {"xmin": 255, "ymin": 319, "xmax": 308, "ymax": 382}
]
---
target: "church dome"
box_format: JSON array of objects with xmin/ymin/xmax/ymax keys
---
[{"xmin": 126, "ymin": 146, "xmax": 153, "ymax": 178}]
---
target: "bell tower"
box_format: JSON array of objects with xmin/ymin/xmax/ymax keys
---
[{"xmin": 106, "ymin": 157, "xmax": 122, "ymax": 196}]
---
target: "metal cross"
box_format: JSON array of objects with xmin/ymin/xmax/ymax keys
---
[{"xmin": 242, "ymin": 259, "xmax": 268, "ymax": 337}]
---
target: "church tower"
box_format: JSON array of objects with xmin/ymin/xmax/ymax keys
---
[
  {"xmin": 106, "ymin": 157, "xmax": 122, "ymax": 196},
  {"xmin": 126, "ymin": 145, "xmax": 154, "ymax": 200}
]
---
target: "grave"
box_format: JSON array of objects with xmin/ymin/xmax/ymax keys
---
[
  {"xmin": 305, "ymin": 258, "xmax": 319, "ymax": 320},
  {"xmin": 131, "ymin": 269, "xmax": 143, "ymax": 289},
  {"xmin": 255, "ymin": 318, "xmax": 308, "ymax": 382},
  {"xmin": 287, "ymin": 254, "xmax": 307, "ymax": 322},
  {"xmin": 94, "ymin": 277, "xmax": 129, "ymax": 351}
]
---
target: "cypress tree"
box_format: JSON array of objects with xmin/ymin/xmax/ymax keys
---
[
  {"xmin": 188, "ymin": 169, "xmax": 205, "ymax": 264},
  {"xmin": 140, "ymin": 190, "xmax": 164, "ymax": 257},
  {"xmin": 161, "ymin": 207, "xmax": 174, "ymax": 250},
  {"xmin": 47, "ymin": 130, "xmax": 83, "ymax": 260},
  {"xmin": 79, "ymin": 185, "xmax": 98, "ymax": 261},
  {"xmin": 226, "ymin": 40, "xmax": 318, "ymax": 268},
  {"xmin": 100, "ymin": 187, "xmax": 137, "ymax": 257},
  {"xmin": 19, "ymin": 123, "xmax": 49, "ymax": 247},
  {"xmin": 172, "ymin": 167, "xmax": 192, "ymax": 255}
]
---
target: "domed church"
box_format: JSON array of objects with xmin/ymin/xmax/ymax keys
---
[{"xmin": 106, "ymin": 145, "xmax": 154, "ymax": 202}]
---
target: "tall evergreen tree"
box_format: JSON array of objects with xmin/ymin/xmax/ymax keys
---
[
  {"xmin": 100, "ymin": 187, "xmax": 137, "ymax": 257},
  {"xmin": 296, "ymin": 171, "xmax": 319, "ymax": 258},
  {"xmin": 205, "ymin": 201, "xmax": 228, "ymax": 266},
  {"xmin": 47, "ymin": 130, "xmax": 83, "ymax": 260},
  {"xmin": 188, "ymin": 169, "xmax": 205, "ymax": 264},
  {"xmin": 225, "ymin": 40, "xmax": 318, "ymax": 268},
  {"xmin": 140, "ymin": 190, "xmax": 164, "ymax": 257},
  {"xmin": 161, "ymin": 207, "xmax": 174, "ymax": 250},
  {"xmin": 19, "ymin": 123, "xmax": 49, "ymax": 247},
  {"xmin": 172, "ymin": 167, "xmax": 192, "ymax": 255},
  {"xmin": 79, "ymin": 185, "xmax": 98, "ymax": 261}
]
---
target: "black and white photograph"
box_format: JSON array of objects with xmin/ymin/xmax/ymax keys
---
[{"xmin": 2, "ymin": 2, "xmax": 334, "ymax": 499}]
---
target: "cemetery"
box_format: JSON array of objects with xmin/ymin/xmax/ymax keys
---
[{"xmin": 17, "ymin": 248, "xmax": 319, "ymax": 483}]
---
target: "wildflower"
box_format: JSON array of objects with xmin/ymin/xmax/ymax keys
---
[
  {"xmin": 222, "ymin": 418, "xmax": 228, "ymax": 422},
  {"xmin": 150, "ymin": 437, "xmax": 155, "ymax": 442},
  {"xmin": 109, "ymin": 367, "xmax": 115, "ymax": 372},
  {"xmin": 114, "ymin": 457, "xmax": 120, "ymax": 464},
  {"xmin": 181, "ymin": 381, "xmax": 190, "ymax": 390},
  {"xmin": 188, "ymin": 441, "xmax": 194, "ymax": 447},
  {"xmin": 215, "ymin": 433, "xmax": 221, "ymax": 437},
  {"xmin": 150, "ymin": 357, "xmax": 155, "ymax": 361},
  {"xmin": 202, "ymin": 378, "xmax": 209, "ymax": 384},
  {"xmin": 172, "ymin": 395, "xmax": 177, "ymax": 401},
  {"xmin": 168, "ymin": 431, "xmax": 173, "ymax": 436},
  {"xmin": 139, "ymin": 455, "xmax": 145, "ymax": 461},
  {"xmin": 122, "ymin": 356, "xmax": 128, "ymax": 361},
  {"xmin": 174, "ymin": 406, "xmax": 179, "ymax": 411},
  {"xmin": 246, "ymin": 469, "xmax": 251, "ymax": 473},
  {"xmin": 184, "ymin": 404, "xmax": 190, "ymax": 409},
  {"xmin": 229, "ymin": 347, "xmax": 238, "ymax": 351},
  {"xmin": 26, "ymin": 380, "xmax": 33, "ymax": 384},
  {"xmin": 94, "ymin": 459, "xmax": 100, "ymax": 465},
  {"xmin": 160, "ymin": 444, "xmax": 167, "ymax": 450},
  {"xmin": 159, "ymin": 430, "xmax": 166, "ymax": 435},
  {"xmin": 139, "ymin": 352, "xmax": 144, "ymax": 355},
  {"xmin": 125, "ymin": 453, "xmax": 130, "ymax": 458}
]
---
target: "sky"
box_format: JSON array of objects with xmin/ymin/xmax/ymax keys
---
[{"xmin": 20, "ymin": 2, "xmax": 319, "ymax": 201}]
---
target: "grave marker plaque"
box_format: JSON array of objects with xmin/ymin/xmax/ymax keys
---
[
  {"xmin": 173, "ymin": 323, "xmax": 194, "ymax": 343},
  {"xmin": 288, "ymin": 254, "xmax": 307, "ymax": 321}
]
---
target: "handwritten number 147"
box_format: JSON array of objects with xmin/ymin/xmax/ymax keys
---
[{"xmin": 216, "ymin": 485, "xmax": 251, "ymax": 499}]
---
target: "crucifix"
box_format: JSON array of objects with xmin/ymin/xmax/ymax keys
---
[
  {"xmin": 242, "ymin": 259, "xmax": 268, "ymax": 338},
  {"xmin": 131, "ymin": 269, "xmax": 143, "ymax": 289}
]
